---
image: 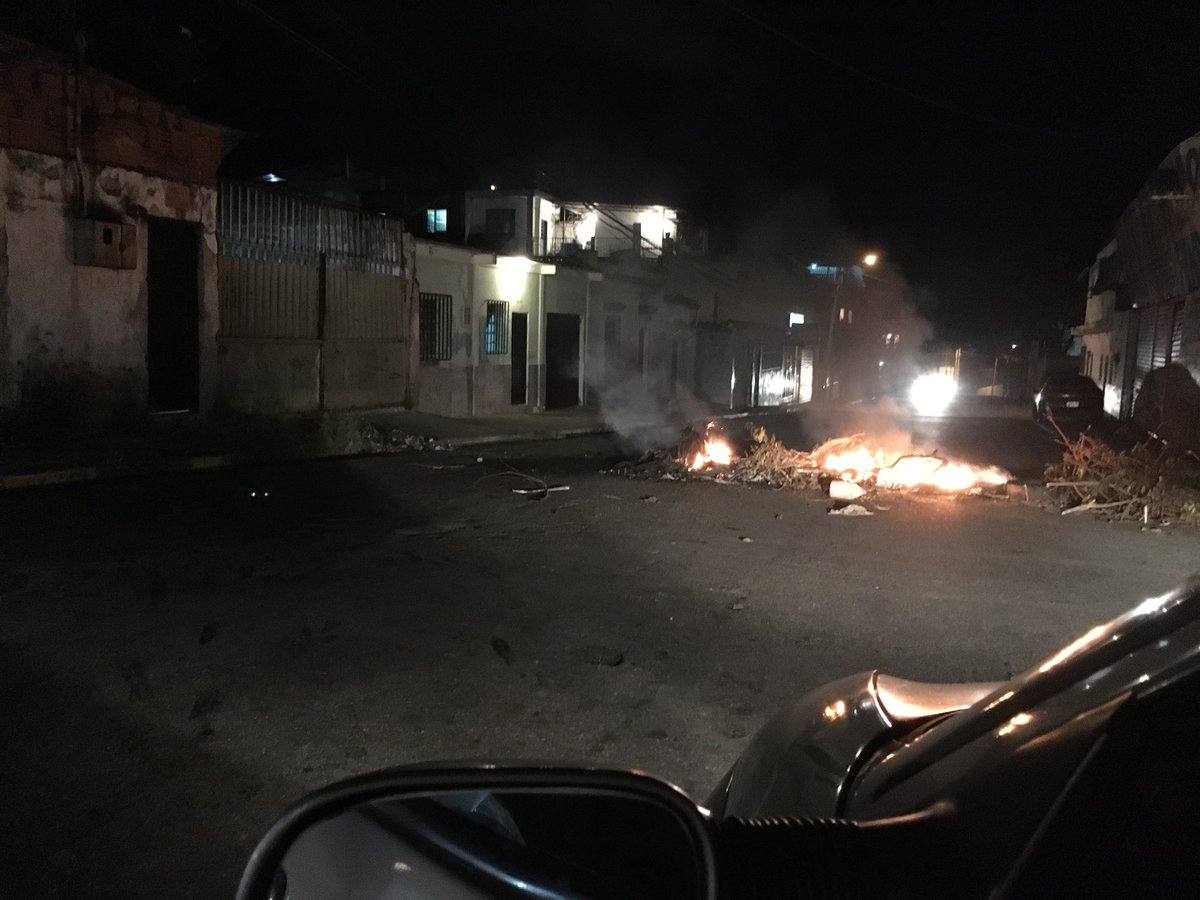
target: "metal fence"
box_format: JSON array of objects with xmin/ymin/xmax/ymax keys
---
[
  {"xmin": 218, "ymin": 181, "xmax": 409, "ymax": 341},
  {"xmin": 216, "ymin": 180, "xmax": 415, "ymax": 410}
]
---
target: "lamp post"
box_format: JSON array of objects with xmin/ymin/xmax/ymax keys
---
[{"xmin": 819, "ymin": 253, "xmax": 879, "ymax": 397}]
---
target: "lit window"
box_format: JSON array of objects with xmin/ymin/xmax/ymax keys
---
[
  {"xmin": 789, "ymin": 311, "xmax": 806, "ymax": 327},
  {"xmin": 426, "ymin": 208, "xmax": 447, "ymax": 234},
  {"xmin": 484, "ymin": 301, "xmax": 509, "ymax": 354},
  {"xmin": 839, "ymin": 307, "xmax": 852, "ymax": 324}
]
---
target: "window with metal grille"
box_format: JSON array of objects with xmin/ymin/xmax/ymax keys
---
[
  {"xmin": 484, "ymin": 300, "xmax": 509, "ymax": 354},
  {"xmin": 419, "ymin": 293, "xmax": 453, "ymax": 362}
]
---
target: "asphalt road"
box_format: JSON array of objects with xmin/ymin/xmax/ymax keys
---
[{"xmin": 2, "ymin": 409, "xmax": 1195, "ymax": 898}]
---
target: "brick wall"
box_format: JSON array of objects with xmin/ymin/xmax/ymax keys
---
[{"xmin": 0, "ymin": 33, "xmax": 223, "ymax": 187}]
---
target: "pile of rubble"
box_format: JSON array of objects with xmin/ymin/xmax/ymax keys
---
[
  {"xmin": 357, "ymin": 422, "xmax": 446, "ymax": 453},
  {"xmin": 1044, "ymin": 431, "xmax": 1200, "ymax": 523}
]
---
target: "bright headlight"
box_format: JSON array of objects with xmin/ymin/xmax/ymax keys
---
[{"xmin": 910, "ymin": 373, "xmax": 957, "ymax": 416}]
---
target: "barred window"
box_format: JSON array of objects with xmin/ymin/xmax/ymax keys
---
[
  {"xmin": 419, "ymin": 293, "xmax": 453, "ymax": 362},
  {"xmin": 485, "ymin": 300, "xmax": 509, "ymax": 354}
]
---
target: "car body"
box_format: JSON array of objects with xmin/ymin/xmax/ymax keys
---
[
  {"xmin": 1033, "ymin": 373, "xmax": 1104, "ymax": 425},
  {"xmin": 709, "ymin": 573, "xmax": 1200, "ymax": 896}
]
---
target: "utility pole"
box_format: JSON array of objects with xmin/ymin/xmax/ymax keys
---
[{"xmin": 825, "ymin": 270, "xmax": 842, "ymax": 396}]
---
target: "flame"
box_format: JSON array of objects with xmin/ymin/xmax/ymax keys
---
[
  {"xmin": 821, "ymin": 446, "xmax": 897, "ymax": 480},
  {"xmin": 690, "ymin": 438, "xmax": 734, "ymax": 470},
  {"xmin": 688, "ymin": 421, "xmax": 735, "ymax": 470},
  {"xmin": 813, "ymin": 436, "xmax": 1009, "ymax": 492}
]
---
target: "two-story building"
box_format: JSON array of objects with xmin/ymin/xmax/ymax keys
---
[
  {"xmin": 1076, "ymin": 133, "xmax": 1200, "ymax": 447},
  {"xmin": 414, "ymin": 187, "xmax": 837, "ymax": 413}
]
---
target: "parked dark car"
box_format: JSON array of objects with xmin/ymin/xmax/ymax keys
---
[{"xmin": 1034, "ymin": 373, "xmax": 1103, "ymax": 424}]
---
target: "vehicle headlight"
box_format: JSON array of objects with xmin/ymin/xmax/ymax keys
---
[{"xmin": 910, "ymin": 374, "xmax": 957, "ymax": 416}]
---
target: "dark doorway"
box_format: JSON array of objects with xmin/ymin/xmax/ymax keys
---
[
  {"xmin": 545, "ymin": 312, "xmax": 581, "ymax": 408},
  {"xmin": 147, "ymin": 217, "xmax": 200, "ymax": 411},
  {"xmin": 511, "ymin": 312, "xmax": 528, "ymax": 405}
]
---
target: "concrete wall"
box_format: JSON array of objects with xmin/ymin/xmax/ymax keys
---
[
  {"xmin": 0, "ymin": 34, "xmax": 224, "ymax": 424},
  {"xmin": 413, "ymin": 239, "xmax": 551, "ymax": 416},
  {"xmin": 0, "ymin": 147, "xmax": 218, "ymax": 417}
]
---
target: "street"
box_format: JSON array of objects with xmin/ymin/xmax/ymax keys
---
[{"xmin": 3, "ymin": 410, "xmax": 1197, "ymax": 899}]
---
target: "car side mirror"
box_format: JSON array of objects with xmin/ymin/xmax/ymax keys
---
[{"xmin": 236, "ymin": 766, "xmax": 716, "ymax": 900}]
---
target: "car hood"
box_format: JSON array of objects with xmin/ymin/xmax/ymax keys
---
[
  {"xmin": 709, "ymin": 671, "xmax": 999, "ymax": 820},
  {"xmin": 846, "ymin": 574, "xmax": 1200, "ymax": 819}
]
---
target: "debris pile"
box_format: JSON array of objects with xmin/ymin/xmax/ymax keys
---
[
  {"xmin": 1045, "ymin": 432, "xmax": 1175, "ymax": 520},
  {"xmin": 607, "ymin": 422, "xmax": 1011, "ymax": 505},
  {"xmin": 358, "ymin": 422, "xmax": 446, "ymax": 453},
  {"xmin": 730, "ymin": 427, "xmax": 823, "ymax": 488}
]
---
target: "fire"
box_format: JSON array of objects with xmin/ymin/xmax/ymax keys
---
[
  {"xmin": 812, "ymin": 434, "xmax": 1009, "ymax": 492},
  {"xmin": 876, "ymin": 456, "xmax": 1010, "ymax": 492},
  {"xmin": 674, "ymin": 424, "xmax": 1009, "ymax": 494},
  {"xmin": 688, "ymin": 422, "xmax": 735, "ymax": 470}
]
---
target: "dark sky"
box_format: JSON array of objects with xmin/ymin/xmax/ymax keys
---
[{"xmin": 7, "ymin": 0, "xmax": 1200, "ymax": 345}]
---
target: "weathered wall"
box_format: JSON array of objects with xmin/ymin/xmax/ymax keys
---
[
  {"xmin": 0, "ymin": 147, "xmax": 218, "ymax": 417},
  {"xmin": 214, "ymin": 340, "xmax": 319, "ymax": 414},
  {"xmin": 214, "ymin": 182, "xmax": 416, "ymax": 414},
  {"xmin": 0, "ymin": 33, "xmax": 224, "ymax": 187},
  {"xmin": 413, "ymin": 239, "xmax": 549, "ymax": 416},
  {"xmin": 0, "ymin": 34, "xmax": 224, "ymax": 423}
]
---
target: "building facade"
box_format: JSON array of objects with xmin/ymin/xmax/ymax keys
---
[
  {"xmin": 1077, "ymin": 133, "xmax": 1200, "ymax": 446},
  {"xmin": 413, "ymin": 240, "xmax": 556, "ymax": 416},
  {"xmin": 0, "ymin": 33, "xmax": 226, "ymax": 422}
]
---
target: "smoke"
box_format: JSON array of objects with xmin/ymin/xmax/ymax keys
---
[
  {"xmin": 596, "ymin": 358, "xmax": 710, "ymax": 452},
  {"xmin": 587, "ymin": 185, "xmax": 947, "ymax": 456}
]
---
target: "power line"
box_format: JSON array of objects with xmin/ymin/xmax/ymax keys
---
[{"xmin": 718, "ymin": 0, "xmax": 1075, "ymax": 140}]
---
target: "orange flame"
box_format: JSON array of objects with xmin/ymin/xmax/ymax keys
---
[
  {"xmin": 688, "ymin": 422, "xmax": 735, "ymax": 470},
  {"xmin": 876, "ymin": 456, "xmax": 1009, "ymax": 492},
  {"xmin": 814, "ymin": 435, "xmax": 1008, "ymax": 492}
]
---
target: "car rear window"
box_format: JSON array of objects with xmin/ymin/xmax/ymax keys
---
[{"xmin": 1043, "ymin": 376, "xmax": 1093, "ymax": 390}]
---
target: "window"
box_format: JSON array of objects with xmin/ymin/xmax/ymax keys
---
[
  {"xmin": 883, "ymin": 332, "xmax": 899, "ymax": 346},
  {"xmin": 419, "ymin": 293, "xmax": 453, "ymax": 362},
  {"xmin": 839, "ymin": 307, "xmax": 853, "ymax": 324},
  {"xmin": 789, "ymin": 311, "xmax": 806, "ymax": 327},
  {"xmin": 426, "ymin": 208, "xmax": 447, "ymax": 234},
  {"xmin": 485, "ymin": 208, "xmax": 516, "ymax": 237},
  {"xmin": 484, "ymin": 301, "xmax": 509, "ymax": 354}
]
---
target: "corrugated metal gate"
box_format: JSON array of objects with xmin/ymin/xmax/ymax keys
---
[
  {"xmin": 1133, "ymin": 300, "xmax": 1185, "ymax": 397},
  {"xmin": 217, "ymin": 181, "xmax": 415, "ymax": 411}
]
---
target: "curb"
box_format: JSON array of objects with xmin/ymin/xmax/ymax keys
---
[{"xmin": 0, "ymin": 409, "xmax": 763, "ymax": 491}]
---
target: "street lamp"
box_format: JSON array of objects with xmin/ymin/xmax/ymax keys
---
[{"xmin": 816, "ymin": 252, "xmax": 881, "ymax": 396}]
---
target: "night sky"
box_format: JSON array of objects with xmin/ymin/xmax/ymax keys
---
[{"xmin": 7, "ymin": 0, "xmax": 1200, "ymax": 346}]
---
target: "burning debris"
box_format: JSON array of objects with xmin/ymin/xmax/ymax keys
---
[
  {"xmin": 679, "ymin": 422, "xmax": 735, "ymax": 471},
  {"xmin": 610, "ymin": 421, "xmax": 1012, "ymax": 502}
]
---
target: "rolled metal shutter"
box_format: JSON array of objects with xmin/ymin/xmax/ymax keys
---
[{"xmin": 1134, "ymin": 307, "xmax": 1155, "ymax": 395}]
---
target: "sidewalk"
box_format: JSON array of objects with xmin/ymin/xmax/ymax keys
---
[
  {"xmin": 0, "ymin": 403, "xmax": 749, "ymax": 490},
  {"xmin": 352, "ymin": 406, "xmax": 613, "ymax": 446}
]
